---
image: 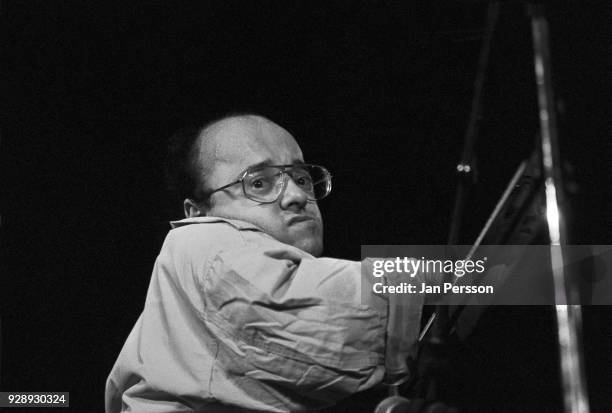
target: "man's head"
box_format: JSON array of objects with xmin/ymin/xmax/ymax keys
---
[{"xmin": 167, "ymin": 114, "xmax": 325, "ymax": 256}]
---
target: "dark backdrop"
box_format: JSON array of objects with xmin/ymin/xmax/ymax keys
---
[{"xmin": 2, "ymin": 1, "xmax": 611, "ymax": 412}]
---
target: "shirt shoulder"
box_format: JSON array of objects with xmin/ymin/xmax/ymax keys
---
[
  {"xmin": 161, "ymin": 216, "xmax": 276, "ymax": 268},
  {"xmin": 165, "ymin": 216, "xmax": 261, "ymax": 252}
]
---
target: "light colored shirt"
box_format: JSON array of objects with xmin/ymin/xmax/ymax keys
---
[{"xmin": 105, "ymin": 217, "xmax": 424, "ymax": 412}]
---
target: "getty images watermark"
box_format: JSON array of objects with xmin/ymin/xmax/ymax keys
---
[
  {"xmin": 361, "ymin": 245, "xmax": 612, "ymax": 306},
  {"xmin": 371, "ymin": 256, "xmax": 490, "ymax": 295}
]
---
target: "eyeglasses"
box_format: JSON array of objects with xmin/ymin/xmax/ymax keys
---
[{"xmin": 206, "ymin": 164, "xmax": 332, "ymax": 204}]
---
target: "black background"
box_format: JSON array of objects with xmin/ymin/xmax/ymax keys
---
[{"xmin": 2, "ymin": 1, "xmax": 611, "ymax": 412}]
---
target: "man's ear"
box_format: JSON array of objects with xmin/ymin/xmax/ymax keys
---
[{"xmin": 183, "ymin": 198, "xmax": 206, "ymax": 218}]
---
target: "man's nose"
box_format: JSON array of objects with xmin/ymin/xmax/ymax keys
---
[{"xmin": 279, "ymin": 175, "xmax": 309, "ymax": 210}]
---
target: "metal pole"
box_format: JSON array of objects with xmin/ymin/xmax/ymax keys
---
[
  {"xmin": 528, "ymin": 5, "xmax": 590, "ymax": 413},
  {"xmin": 447, "ymin": 2, "xmax": 500, "ymax": 245}
]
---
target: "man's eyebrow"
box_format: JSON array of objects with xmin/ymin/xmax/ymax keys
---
[
  {"xmin": 246, "ymin": 159, "xmax": 306, "ymax": 169},
  {"xmin": 246, "ymin": 160, "xmax": 274, "ymax": 170}
]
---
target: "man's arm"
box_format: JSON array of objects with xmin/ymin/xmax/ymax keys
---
[{"xmin": 107, "ymin": 222, "xmax": 424, "ymax": 412}]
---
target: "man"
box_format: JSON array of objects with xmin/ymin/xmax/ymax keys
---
[{"xmin": 105, "ymin": 114, "xmax": 425, "ymax": 412}]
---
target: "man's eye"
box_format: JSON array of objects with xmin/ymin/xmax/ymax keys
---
[
  {"xmin": 249, "ymin": 177, "xmax": 270, "ymax": 188},
  {"xmin": 292, "ymin": 171, "xmax": 313, "ymax": 186},
  {"xmin": 295, "ymin": 176, "xmax": 312, "ymax": 186},
  {"xmin": 246, "ymin": 174, "xmax": 278, "ymax": 192}
]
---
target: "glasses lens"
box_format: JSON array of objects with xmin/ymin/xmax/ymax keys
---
[
  {"xmin": 243, "ymin": 167, "xmax": 284, "ymax": 202},
  {"xmin": 289, "ymin": 165, "xmax": 332, "ymax": 200},
  {"xmin": 243, "ymin": 165, "xmax": 332, "ymax": 203}
]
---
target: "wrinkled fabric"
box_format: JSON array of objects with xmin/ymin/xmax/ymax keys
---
[{"xmin": 105, "ymin": 217, "xmax": 424, "ymax": 412}]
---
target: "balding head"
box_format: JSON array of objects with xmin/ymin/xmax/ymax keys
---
[
  {"xmin": 194, "ymin": 115, "xmax": 303, "ymax": 192},
  {"xmin": 183, "ymin": 114, "xmax": 324, "ymax": 256}
]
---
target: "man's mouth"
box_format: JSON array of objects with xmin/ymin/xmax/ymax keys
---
[{"xmin": 287, "ymin": 215, "xmax": 315, "ymax": 225}]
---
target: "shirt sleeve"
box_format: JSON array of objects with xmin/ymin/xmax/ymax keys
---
[
  {"xmin": 106, "ymin": 222, "xmax": 425, "ymax": 413},
  {"xmin": 201, "ymin": 241, "xmax": 423, "ymax": 408}
]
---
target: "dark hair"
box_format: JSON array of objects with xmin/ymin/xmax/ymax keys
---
[
  {"xmin": 164, "ymin": 124, "xmax": 206, "ymax": 208},
  {"xmin": 164, "ymin": 111, "xmax": 267, "ymax": 209}
]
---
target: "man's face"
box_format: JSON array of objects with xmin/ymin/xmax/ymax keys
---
[{"xmin": 193, "ymin": 116, "xmax": 324, "ymax": 256}]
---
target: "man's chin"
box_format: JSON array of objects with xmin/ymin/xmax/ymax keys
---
[
  {"xmin": 275, "ymin": 222, "xmax": 323, "ymax": 256},
  {"xmin": 291, "ymin": 237, "xmax": 323, "ymax": 257}
]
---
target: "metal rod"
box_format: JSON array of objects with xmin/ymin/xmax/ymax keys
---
[
  {"xmin": 447, "ymin": 2, "xmax": 500, "ymax": 245},
  {"xmin": 529, "ymin": 4, "xmax": 590, "ymax": 413},
  {"xmin": 419, "ymin": 160, "xmax": 526, "ymax": 342}
]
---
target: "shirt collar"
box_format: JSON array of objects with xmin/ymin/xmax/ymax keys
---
[{"xmin": 170, "ymin": 216, "xmax": 265, "ymax": 232}]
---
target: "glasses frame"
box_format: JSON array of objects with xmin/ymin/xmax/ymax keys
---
[{"xmin": 205, "ymin": 163, "xmax": 332, "ymax": 204}]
